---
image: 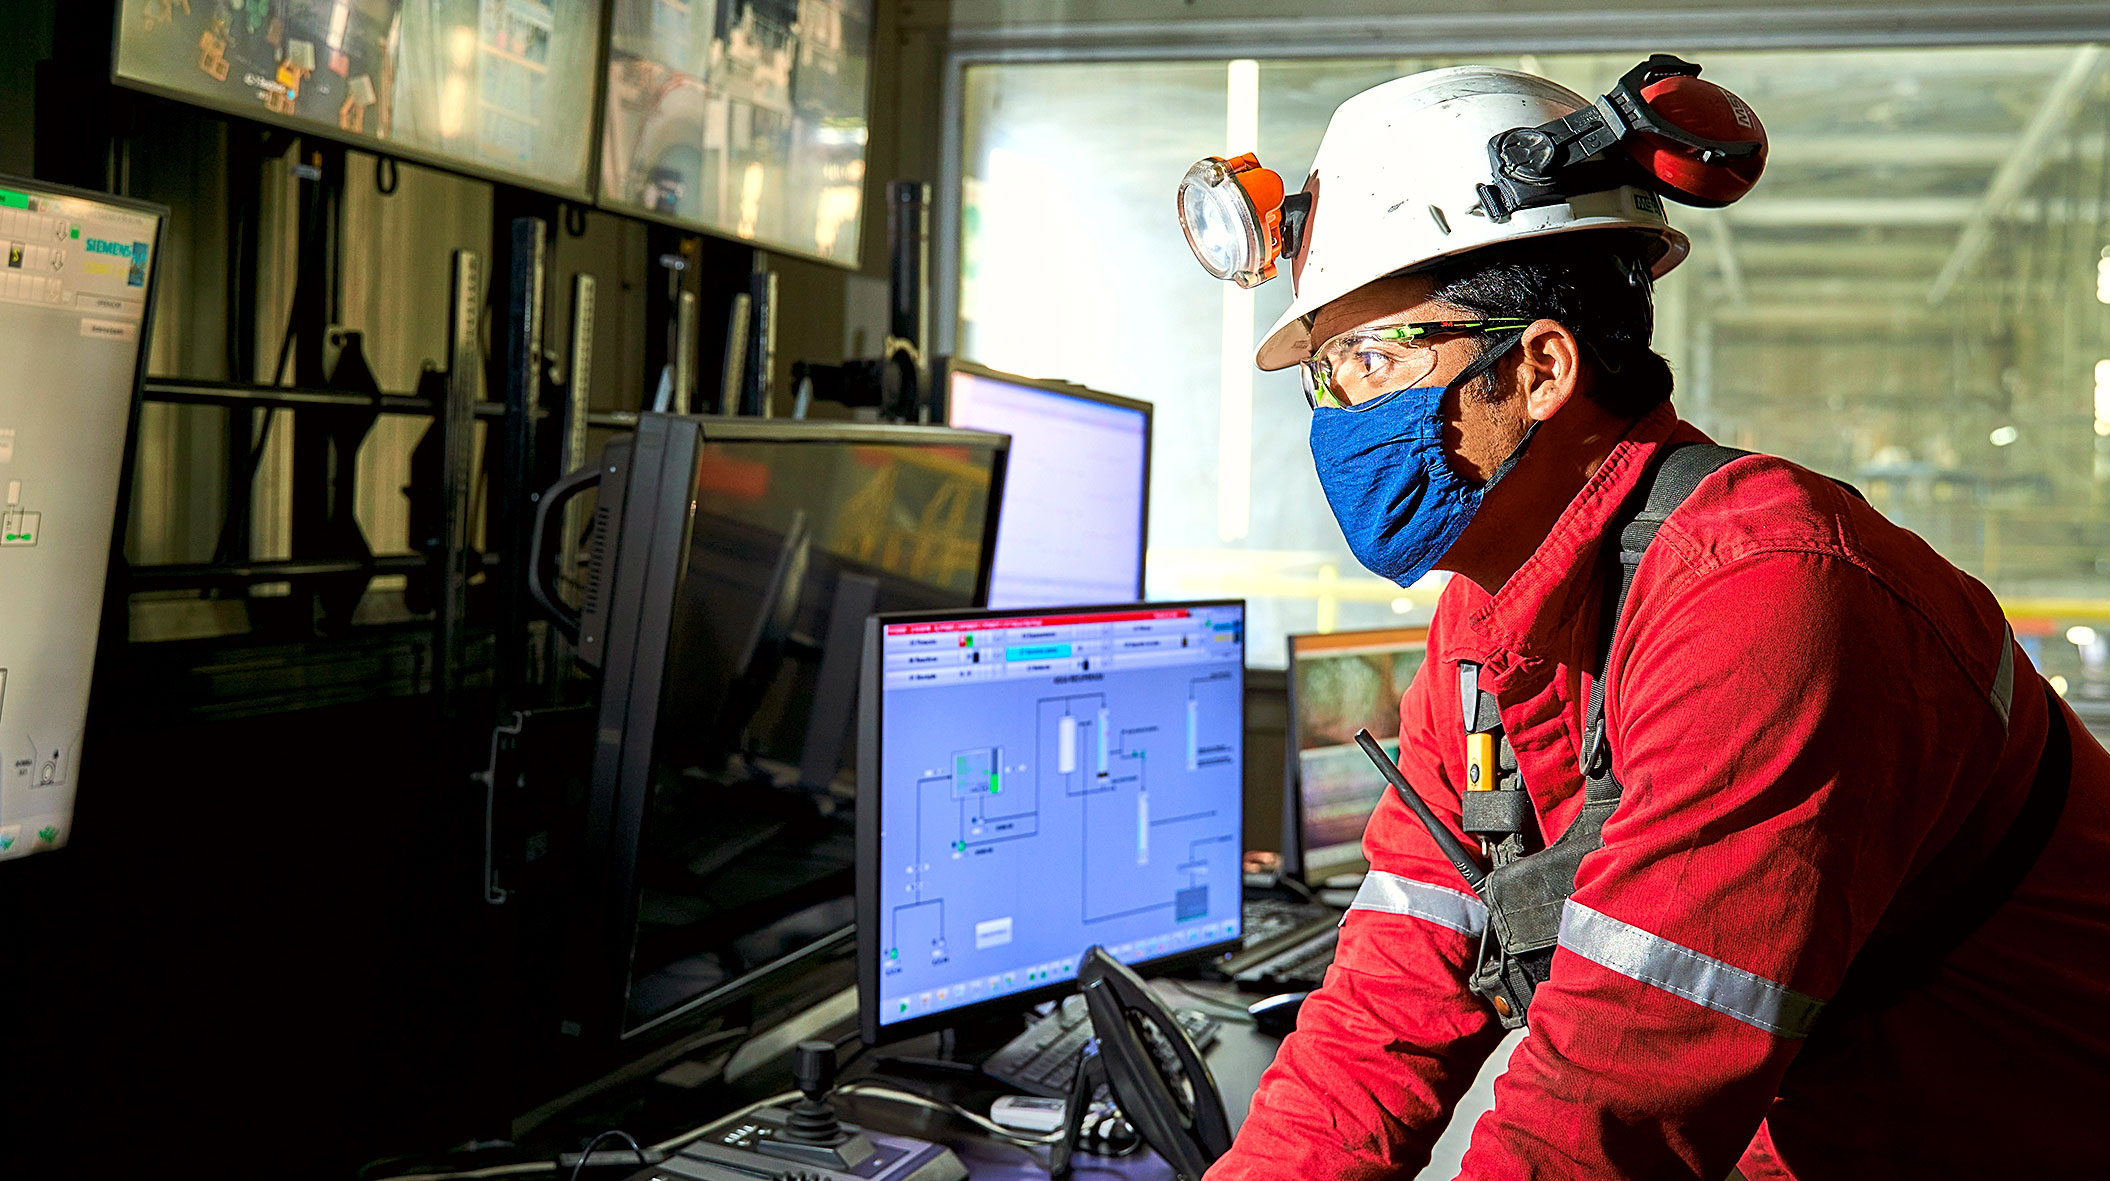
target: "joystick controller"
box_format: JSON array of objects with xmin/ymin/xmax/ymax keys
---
[
  {"xmin": 757, "ymin": 1041, "xmax": 871, "ymax": 1168},
  {"xmin": 635, "ymin": 1040, "xmax": 966, "ymax": 1181}
]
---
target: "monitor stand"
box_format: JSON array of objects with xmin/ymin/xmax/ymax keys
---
[{"xmin": 870, "ymin": 1006, "xmax": 1035, "ymax": 1079}]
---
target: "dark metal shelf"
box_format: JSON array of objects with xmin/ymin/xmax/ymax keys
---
[
  {"xmin": 142, "ymin": 377, "xmax": 524, "ymax": 421},
  {"xmin": 129, "ymin": 553, "xmax": 431, "ymax": 592}
]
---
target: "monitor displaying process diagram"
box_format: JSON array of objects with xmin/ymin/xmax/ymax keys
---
[{"xmin": 869, "ymin": 603, "xmax": 1246, "ymax": 1027}]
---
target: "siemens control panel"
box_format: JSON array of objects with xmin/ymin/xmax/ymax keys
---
[{"xmin": 0, "ymin": 178, "xmax": 163, "ymax": 861}]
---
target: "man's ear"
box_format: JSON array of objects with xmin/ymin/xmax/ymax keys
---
[{"xmin": 1517, "ymin": 318, "xmax": 1583, "ymax": 422}]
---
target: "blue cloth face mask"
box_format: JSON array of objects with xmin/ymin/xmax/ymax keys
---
[{"xmin": 1307, "ymin": 336, "xmax": 1534, "ymax": 586}]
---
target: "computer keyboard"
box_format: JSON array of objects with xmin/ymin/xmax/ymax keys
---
[
  {"xmin": 1204, "ymin": 897, "xmax": 1340, "ymax": 983},
  {"xmin": 1241, "ymin": 897, "xmax": 1336, "ymax": 946},
  {"xmin": 983, "ymin": 994, "xmax": 1221, "ymax": 1098},
  {"xmin": 1231, "ymin": 926, "xmax": 1339, "ymax": 993}
]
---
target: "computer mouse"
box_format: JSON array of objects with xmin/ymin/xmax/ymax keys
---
[{"xmin": 1247, "ymin": 991, "xmax": 1309, "ymax": 1037}]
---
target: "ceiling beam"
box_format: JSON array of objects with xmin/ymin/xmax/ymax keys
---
[{"xmin": 1928, "ymin": 44, "xmax": 2109, "ymax": 304}]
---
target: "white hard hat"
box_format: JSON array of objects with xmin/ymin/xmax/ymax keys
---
[{"xmin": 1252, "ymin": 66, "xmax": 1690, "ymax": 371}]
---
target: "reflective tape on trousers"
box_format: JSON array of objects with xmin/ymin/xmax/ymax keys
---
[
  {"xmin": 1348, "ymin": 870, "xmax": 1488, "ymax": 939},
  {"xmin": 1558, "ymin": 901, "xmax": 1826, "ymax": 1038}
]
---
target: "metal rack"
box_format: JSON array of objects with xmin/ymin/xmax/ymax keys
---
[{"xmin": 123, "ymin": 146, "xmax": 621, "ymax": 723}]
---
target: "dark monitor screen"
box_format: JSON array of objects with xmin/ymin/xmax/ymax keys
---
[
  {"xmin": 1284, "ymin": 627, "xmax": 1428, "ymax": 884},
  {"xmin": 858, "ymin": 601, "xmax": 1246, "ymax": 1042},
  {"xmin": 587, "ymin": 416, "xmax": 1008, "ymax": 1040},
  {"xmin": 945, "ymin": 364, "xmax": 1151, "ymax": 609},
  {"xmin": 113, "ymin": 0, "xmax": 603, "ymax": 198}
]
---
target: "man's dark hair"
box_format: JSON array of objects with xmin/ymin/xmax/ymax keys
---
[{"xmin": 1422, "ymin": 231, "xmax": 1673, "ymax": 418}]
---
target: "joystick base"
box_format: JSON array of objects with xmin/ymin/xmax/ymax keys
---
[{"xmin": 626, "ymin": 1107, "xmax": 965, "ymax": 1181}]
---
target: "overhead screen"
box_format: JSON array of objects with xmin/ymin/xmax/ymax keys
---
[
  {"xmin": 0, "ymin": 179, "xmax": 164, "ymax": 863},
  {"xmin": 599, "ymin": 0, "xmax": 875, "ymax": 264},
  {"xmin": 113, "ymin": 0, "xmax": 602, "ymax": 198},
  {"xmin": 947, "ymin": 367, "xmax": 1151, "ymax": 609}
]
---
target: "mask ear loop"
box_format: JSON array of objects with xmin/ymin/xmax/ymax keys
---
[{"xmin": 1448, "ymin": 327, "xmax": 1537, "ymax": 492}]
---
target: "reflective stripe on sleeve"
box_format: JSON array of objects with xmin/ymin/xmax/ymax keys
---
[
  {"xmin": 1558, "ymin": 901, "xmax": 1826, "ymax": 1038},
  {"xmin": 1348, "ymin": 870, "xmax": 1487, "ymax": 939},
  {"xmin": 1989, "ymin": 622, "xmax": 2016, "ymax": 732}
]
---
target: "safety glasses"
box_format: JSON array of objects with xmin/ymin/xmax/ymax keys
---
[{"xmin": 1301, "ymin": 318, "xmax": 1534, "ymax": 410}]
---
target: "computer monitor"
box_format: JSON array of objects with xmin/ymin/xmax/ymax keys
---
[
  {"xmin": 1282, "ymin": 627, "xmax": 1430, "ymax": 885},
  {"xmin": 113, "ymin": 0, "xmax": 603, "ymax": 199},
  {"xmin": 944, "ymin": 362, "xmax": 1151, "ymax": 610},
  {"xmin": 598, "ymin": 0, "xmax": 877, "ymax": 264},
  {"xmin": 0, "ymin": 177, "xmax": 165, "ymax": 864},
  {"xmin": 560, "ymin": 414, "xmax": 1009, "ymax": 1045},
  {"xmin": 857, "ymin": 601, "xmax": 1246, "ymax": 1042}
]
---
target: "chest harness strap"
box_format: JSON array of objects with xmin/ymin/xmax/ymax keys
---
[{"xmin": 1358, "ymin": 444, "xmax": 2071, "ymax": 1031}]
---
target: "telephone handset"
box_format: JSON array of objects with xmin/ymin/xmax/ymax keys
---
[{"xmin": 1049, "ymin": 946, "xmax": 1233, "ymax": 1181}]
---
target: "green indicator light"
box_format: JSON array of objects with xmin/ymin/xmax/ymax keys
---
[
  {"xmin": 988, "ymin": 772, "xmax": 998, "ymax": 793},
  {"xmin": 69, "ymin": 225, "xmax": 79, "ymax": 239},
  {"xmin": 0, "ymin": 190, "xmax": 27, "ymax": 209}
]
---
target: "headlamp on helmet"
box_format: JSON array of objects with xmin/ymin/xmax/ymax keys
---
[{"xmin": 1176, "ymin": 153, "xmax": 1312, "ymax": 289}]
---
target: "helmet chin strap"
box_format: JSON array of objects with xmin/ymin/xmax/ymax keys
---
[{"xmin": 1441, "ymin": 329, "xmax": 1540, "ymax": 493}]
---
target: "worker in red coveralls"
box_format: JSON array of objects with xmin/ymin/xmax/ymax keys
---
[{"xmin": 1174, "ymin": 59, "xmax": 2110, "ymax": 1179}]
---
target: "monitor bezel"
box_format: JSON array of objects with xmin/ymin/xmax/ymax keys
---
[
  {"xmin": 856, "ymin": 597, "xmax": 1247, "ymax": 1045},
  {"xmin": 107, "ymin": 0, "xmax": 614, "ymax": 203},
  {"xmin": 941, "ymin": 358, "xmax": 1154, "ymax": 605},
  {"xmin": 1282, "ymin": 625, "xmax": 1430, "ymax": 887},
  {"xmin": 566, "ymin": 413, "xmax": 1014, "ymax": 1048}
]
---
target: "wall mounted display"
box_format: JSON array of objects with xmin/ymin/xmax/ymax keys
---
[
  {"xmin": 598, "ymin": 0, "xmax": 874, "ymax": 266},
  {"xmin": 114, "ymin": 0, "xmax": 605, "ymax": 199}
]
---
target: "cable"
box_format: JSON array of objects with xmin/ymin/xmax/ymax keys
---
[
  {"xmin": 567, "ymin": 1131, "xmax": 644, "ymax": 1181},
  {"xmin": 1274, "ymin": 874, "xmax": 1316, "ymax": 901},
  {"xmin": 1163, "ymin": 979, "xmax": 1256, "ymax": 1024}
]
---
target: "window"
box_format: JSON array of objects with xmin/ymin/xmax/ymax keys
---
[{"xmin": 958, "ymin": 45, "xmax": 2110, "ymax": 711}]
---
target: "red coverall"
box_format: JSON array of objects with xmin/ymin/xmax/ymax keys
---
[{"xmin": 1211, "ymin": 404, "xmax": 2110, "ymax": 1179}]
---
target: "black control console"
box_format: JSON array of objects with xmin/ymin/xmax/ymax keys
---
[{"xmin": 624, "ymin": 1041, "xmax": 965, "ymax": 1181}]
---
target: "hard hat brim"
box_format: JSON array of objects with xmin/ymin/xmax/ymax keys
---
[{"xmin": 1254, "ymin": 213, "xmax": 1690, "ymax": 373}]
